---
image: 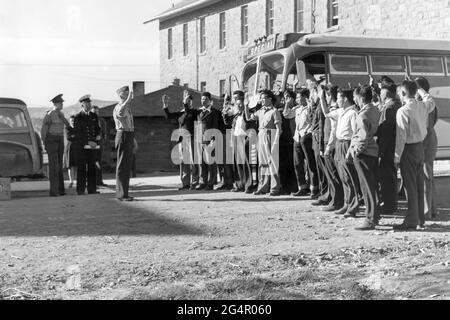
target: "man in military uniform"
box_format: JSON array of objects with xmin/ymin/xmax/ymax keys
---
[
  {"xmin": 74, "ymin": 95, "xmax": 101, "ymax": 195},
  {"xmin": 113, "ymin": 86, "xmax": 135, "ymax": 201},
  {"xmin": 41, "ymin": 94, "xmax": 70, "ymax": 197},
  {"xmin": 92, "ymin": 106, "xmax": 108, "ymax": 187}
]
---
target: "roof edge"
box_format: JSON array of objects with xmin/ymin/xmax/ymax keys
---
[{"xmin": 144, "ymin": 0, "xmax": 222, "ymax": 24}]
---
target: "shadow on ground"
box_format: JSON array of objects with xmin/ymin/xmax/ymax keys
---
[{"xmin": 0, "ymin": 194, "xmax": 204, "ymax": 237}]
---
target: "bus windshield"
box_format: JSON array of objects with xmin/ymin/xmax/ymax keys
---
[{"xmin": 243, "ymin": 52, "xmax": 287, "ymax": 99}]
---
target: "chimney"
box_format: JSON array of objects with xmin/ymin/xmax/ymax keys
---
[
  {"xmin": 133, "ymin": 81, "xmax": 145, "ymax": 97},
  {"xmin": 172, "ymin": 78, "xmax": 181, "ymax": 86}
]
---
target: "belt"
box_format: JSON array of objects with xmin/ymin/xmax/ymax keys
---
[
  {"xmin": 117, "ymin": 129, "xmax": 134, "ymax": 133},
  {"xmin": 337, "ymin": 139, "xmax": 351, "ymax": 142},
  {"xmin": 406, "ymin": 142, "xmax": 423, "ymax": 146}
]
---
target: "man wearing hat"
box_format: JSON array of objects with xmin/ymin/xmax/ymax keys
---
[
  {"xmin": 41, "ymin": 94, "xmax": 70, "ymax": 197},
  {"xmin": 113, "ymin": 86, "xmax": 135, "ymax": 201},
  {"xmin": 73, "ymin": 95, "xmax": 101, "ymax": 195}
]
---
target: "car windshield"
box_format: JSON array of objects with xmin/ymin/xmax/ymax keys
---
[{"xmin": 0, "ymin": 108, "xmax": 28, "ymax": 129}]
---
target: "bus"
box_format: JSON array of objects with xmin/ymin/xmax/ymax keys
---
[
  {"xmin": 0, "ymin": 98, "xmax": 44, "ymax": 178},
  {"xmin": 241, "ymin": 33, "xmax": 450, "ymax": 159}
]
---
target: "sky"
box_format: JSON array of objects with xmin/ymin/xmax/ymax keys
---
[{"xmin": 0, "ymin": 0, "xmax": 181, "ymax": 107}]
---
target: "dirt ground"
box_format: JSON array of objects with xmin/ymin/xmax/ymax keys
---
[{"xmin": 0, "ymin": 174, "xmax": 449, "ymax": 300}]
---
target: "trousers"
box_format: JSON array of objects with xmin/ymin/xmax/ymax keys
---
[{"xmin": 45, "ymin": 135, "xmax": 65, "ymax": 196}]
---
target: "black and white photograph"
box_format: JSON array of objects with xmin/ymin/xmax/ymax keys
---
[{"xmin": 1, "ymin": 0, "xmax": 450, "ymax": 305}]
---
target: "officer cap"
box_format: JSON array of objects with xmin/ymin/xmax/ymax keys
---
[
  {"xmin": 79, "ymin": 95, "xmax": 91, "ymax": 103},
  {"xmin": 51, "ymin": 94, "xmax": 64, "ymax": 103},
  {"xmin": 116, "ymin": 86, "xmax": 129, "ymax": 95}
]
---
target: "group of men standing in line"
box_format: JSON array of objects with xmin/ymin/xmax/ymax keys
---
[
  {"xmin": 41, "ymin": 86, "xmax": 137, "ymax": 202},
  {"xmin": 163, "ymin": 75, "xmax": 438, "ymax": 232}
]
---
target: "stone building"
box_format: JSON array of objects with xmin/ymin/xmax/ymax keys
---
[{"xmin": 146, "ymin": 0, "xmax": 450, "ymax": 97}]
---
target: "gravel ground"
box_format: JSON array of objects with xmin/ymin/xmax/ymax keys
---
[{"xmin": 0, "ymin": 174, "xmax": 449, "ymax": 300}]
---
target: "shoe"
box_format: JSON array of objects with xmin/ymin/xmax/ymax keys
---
[
  {"xmin": 97, "ymin": 183, "xmax": 108, "ymax": 187},
  {"xmin": 49, "ymin": 194, "xmax": 59, "ymax": 197},
  {"xmin": 270, "ymin": 191, "xmax": 282, "ymax": 197},
  {"xmin": 59, "ymin": 193, "xmax": 67, "ymax": 196},
  {"xmin": 245, "ymin": 186, "xmax": 258, "ymax": 194},
  {"xmin": 231, "ymin": 188, "xmax": 244, "ymax": 193},
  {"xmin": 118, "ymin": 197, "xmax": 134, "ymax": 202},
  {"xmin": 77, "ymin": 192, "xmax": 85, "ymax": 196},
  {"xmin": 344, "ymin": 212, "xmax": 357, "ymax": 218},
  {"xmin": 322, "ymin": 206, "xmax": 339, "ymax": 212},
  {"xmin": 190, "ymin": 185, "xmax": 198, "ymax": 191},
  {"xmin": 417, "ymin": 224, "xmax": 426, "ymax": 231},
  {"xmin": 204, "ymin": 185, "xmax": 214, "ymax": 191},
  {"xmin": 312, "ymin": 199, "xmax": 328, "ymax": 206},
  {"xmin": 178, "ymin": 186, "xmax": 190, "ymax": 191},
  {"xmin": 293, "ymin": 190, "xmax": 310, "ymax": 197},
  {"xmin": 393, "ymin": 223, "xmax": 417, "ymax": 231},
  {"xmin": 254, "ymin": 190, "xmax": 267, "ymax": 196},
  {"xmin": 196, "ymin": 184, "xmax": 207, "ymax": 191},
  {"xmin": 310, "ymin": 193, "xmax": 320, "ymax": 200},
  {"xmin": 334, "ymin": 207, "xmax": 348, "ymax": 215},
  {"xmin": 69, "ymin": 182, "xmax": 74, "ymax": 189},
  {"xmin": 355, "ymin": 221, "xmax": 376, "ymax": 231},
  {"xmin": 216, "ymin": 184, "xmax": 232, "ymax": 191},
  {"xmin": 89, "ymin": 191, "xmax": 101, "ymax": 195}
]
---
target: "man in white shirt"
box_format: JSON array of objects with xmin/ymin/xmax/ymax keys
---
[
  {"xmin": 319, "ymin": 88, "xmax": 360, "ymax": 217},
  {"xmin": 393, "ymin": 80, "xmax": 436, "ymax": 231}
]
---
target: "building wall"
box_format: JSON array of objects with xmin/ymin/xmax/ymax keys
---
[{"xmin": 158, "ymin": 0, "xmax": 450, "ymax": 96}]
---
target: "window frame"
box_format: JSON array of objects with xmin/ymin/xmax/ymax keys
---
[
  {"xmin": 200, "ymin": 81, "xmax": 207, "ymax": 92},
  {"xmin": 266, "ymin": 0, "xmax": 274, "ymax": 36},
  {"xmin": 327, "ymin": 0, "xmax": 339, "ymax": 29},
  {"xmin": 219, "ymin": 79, "xmax": 227, "ymax": 97},
  {"xmin": 200, "ymin": 17, "xmax": 206, "ymax": 53},
  {"xmin": 219, "ymin": 12, "xmax": 226, "ymax": 50},
  {"xmin": 183, "ymin": 23, "xmax": 189, "ymax": 56},
  {"xmin": 241, "ymin": 5, "xmax": 249, "ymax": 46},
  {"xmin": 329, "ymin": 53, "xmax": 369, "ymax": 75},
  {"xmin": 294, "ymin": 0, "xmax": 305, "ymax": 33},
  {"xmin": 369, "ymin": 55, "xmax": 408, "ymax": 76},
  {"xmin": 167, "ymin": 28, "xmax": 173, "ymax": 60},
  {"xmin": 408, "ymin": 56, "xmax": 445, "ymax": 77}
]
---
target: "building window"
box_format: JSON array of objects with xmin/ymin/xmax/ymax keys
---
[
  {"xmin": 168, "ymin": 28, "xmax": 173, "ymax": 59},
  {"xmin": 183, "ymin": 24, "xmax": 189, "ymax": 56},
  {"xmin": 327, "ymin": 0, "xmax": 339, "ymax": 28},
  {"xmin": 241, "ymin": 5, "xmax": 249, "ymax": 45},
  {"xmin": 200, "ymin": 82, "xmax": 207, "ymax": 92},
  {"xmin": 200, "ymin": 17, "xmax": 206, "ymax": 53},
  {"xmin": 266, "ymin": 0, "xmax": 274, "ymax": 35},
  {"xmin": 219, "ymin": 80, "xmax": 226, "ymax": 97},
  {"xmin": 219, "ymin": 12, "xmax": 226, "ymax": 49},
  {"xmin": 295, "ymin": 0, "xmax": 305, "ymax": 32}
]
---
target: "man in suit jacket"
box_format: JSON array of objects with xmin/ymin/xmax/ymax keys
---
[
  {"xmin": 377, "ymin": 82, "xmax": 401, "ymax": 215},
  {"xmin": 73, "ymin": 95, "xmax": 101, "ymax": 195},
  {"xmin": 162, "ymin": 93, "xmax": 200, "ymax": 190},
  {"xmin": 196, "ymin": 92, "xmax": 222, "ymax": 191}
]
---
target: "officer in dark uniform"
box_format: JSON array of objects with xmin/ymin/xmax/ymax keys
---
[
  {"xmin": 73, "ymin": 95, "xmax": 101, "ymax": 195},
  {"xmin": 41, "ymin": 94, "xmax": 70, "ymax": 197}
]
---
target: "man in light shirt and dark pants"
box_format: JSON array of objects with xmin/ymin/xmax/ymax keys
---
[
  {"xmin": 113, "ymin": 86, "xmax": 135, "ymax": 202},
  {"xmin": 394, "ymin": 80, "xmax": 436, "ymax": 231}
]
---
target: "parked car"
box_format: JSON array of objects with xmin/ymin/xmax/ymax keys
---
[{"xmin": 0, "ymin": 98, "xmax": 43, "ymax": 178}]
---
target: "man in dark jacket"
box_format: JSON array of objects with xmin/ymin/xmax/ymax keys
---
[
  {"xmin": 73, "ymin": 95, "xmax": 101, "ymax": 195},
  {"xmin": 377, "ymin": 82, "xmax": 401, "ymax": 215},
  {"xmin": 197, "ymin": 92, "xmax": 222, "ymax": 191},
  {"xmin": 162, "ymin": 93, "xmax": 199, "ymax": 190}
]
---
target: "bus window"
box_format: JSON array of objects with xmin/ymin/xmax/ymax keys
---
[
  {"xmin": 446, "ymin": 57, "xmax": 450, "ymax": 75},
  {"xmin": 371, "ymin": 55, "xmax": 406, "ymax": 75},
  {"xmin": 410, "ymin": 56, "xmax": 444, "ymax": 76},
  {"xmin": 258, "ymin": 53, "xmax": 285, "ymax": 91},
  {"xmin": 329, "ymin": 54, "xmax": 368, "ymax": 75},
  {"xmin": 242, "ymin": 59, "xmax": 258, "ymax": 93}
]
